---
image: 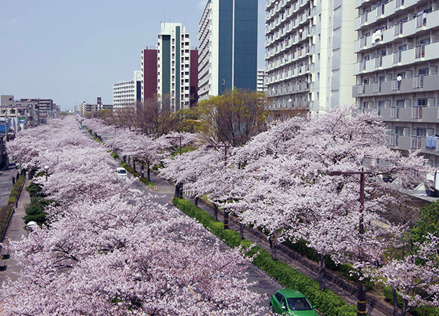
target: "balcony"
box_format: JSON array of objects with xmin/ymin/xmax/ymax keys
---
[
  {"xmin": 354, "ymin": 9, "xmax": 439, "ymax": 54},
  {"xmin": 354, "ymin": 42, "xmax": 439, "ymax": 75},
  {"xmin": 355, "ymin": 0, "xmax": 421, "ymax": 31},
  {"xmin": 380, "ymin": 106, "xmax": 439, "ymax": 124}
]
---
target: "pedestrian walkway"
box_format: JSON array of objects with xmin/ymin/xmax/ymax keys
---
[
  {"xmin": 0, "ymin": 179, "xmax": 30, "ymax": 284},
  {"xmin": 0, "ymin": 163, "xmax": 20, "ymax": 209}
]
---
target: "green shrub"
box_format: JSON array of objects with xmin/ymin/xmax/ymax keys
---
[
  {"xmin": 139, "ymin": 177, "xmax": 154, "ymax": 186},
  {"xmin": 26, "ymin": 182, "xmax": 43, "ymax": 198},
  {"xmin": 111, "ymin": 152, "xmax": 119, "ymax": 160},
  {"xmin": 172, "ymin": 197, "xmax": 357, "ymax": 316}
]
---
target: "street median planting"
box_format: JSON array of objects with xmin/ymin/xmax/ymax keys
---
[{"xmin": 173, "ymin": 197, "xmax": 357, "ymax": 316}]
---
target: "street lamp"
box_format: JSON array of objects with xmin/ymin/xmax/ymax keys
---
[
  {"xmin": 328, "ymin": 169, "xmax": 370, "ymax": 316},
  {"xmin": 206, "ymin": 143, "xmax": 230, "ymax": 229},
  {"xmin": 44, "ymin": 165, "xmax": 49, "ymax": 182}
]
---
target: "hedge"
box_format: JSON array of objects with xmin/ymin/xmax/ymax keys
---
[{"xmin": 173, "ymin": 197, "xmax": 357, "ymax": 316}]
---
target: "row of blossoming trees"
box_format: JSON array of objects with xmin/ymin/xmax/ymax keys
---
[
  {"xmin": 2, "ymin": 117, "xmax": 268, "ymax": 315},
  {"xmin": 5, "ymin": 108, "xmax": 439, "ymax": 315},
  {"xmin": 157, "ymin": 108, "xmax": 438, "ymax": 316},
  {"xmin": 85, "ymin": 108, "xmax": 439, "ymax": 315}
]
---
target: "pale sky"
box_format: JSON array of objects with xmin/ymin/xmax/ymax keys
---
[{"xmin": 0, "ymin": 0, "xmax": 266, "ymax": 110}]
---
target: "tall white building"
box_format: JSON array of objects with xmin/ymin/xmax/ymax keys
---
[
  {"xmin": 157, "ymin": 22, "xmax": 191, "ymax": 111},
  {"xmin": 265, "ymin": 0, "xmax": 356, "ymax": 113},
  {"xmin": 198, "ymin": 0, "xmax": 258, "ymax": 100},
  {"xmin": 354, "ymin": 0, "xmax": 439, "ymax": 167},
  {"xmin": 113, "ymin": 71, "xmax": 142, "ymax": 110},
  {"xmin": 257, "ymin": 69, "xmax": 267, "ymax": 93}
]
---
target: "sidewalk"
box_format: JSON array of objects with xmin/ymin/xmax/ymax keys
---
[
  {"xmin": 0, "ymin": 179, "xmax": 30, "ymax": 283},
  {"xmin": 0, "ymin": 164, "xmax": 20, "ymax": 209}
]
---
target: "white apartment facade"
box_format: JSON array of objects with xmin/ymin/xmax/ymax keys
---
[
  {"xmin": 113, "ymin": 71, "xmax": 142, "ymax": 111},
  {"xmin": 257, "ymin": 69, "xmax": 268, "ymax": 93},
  {"xmin": 199, "ymin": 0, "xmax": 217, "ymax": 100},
  {"xmin": 353, "ymin": 0, "xmax": 439, "ymax": 167},
  {"xmin": 157, "ymin": 22, "xmax": 191, "ymax": 111},
  {"xmin": 265, "ymin": 0, "xmax": 356, "ymax": 113}
]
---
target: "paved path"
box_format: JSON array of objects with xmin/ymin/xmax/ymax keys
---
[
  {"xmin": 0, "ymin": 164, "xmax": 19, "ymax": 209},
  {"xmin": 0, "ymin": 179, "xmax": 30, "ymax": 284}
]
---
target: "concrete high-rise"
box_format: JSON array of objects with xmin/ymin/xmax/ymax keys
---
[
  {"xmin": 141, "ymin": 48, "xmax": 158, "ymax": 102},
  {"xmin": 198, "ymin": 0, "xmax": 258, "ymax": 100},
  {"xmin": 265, "ymin": 0, "xmax": 356, "ymax": 113},
  {"xmin": 113, "ymin": 71, "xmax": 142, "ymax": 110},
  {"xmin": 354, "ymin": 0, "xmax": 439, "ymax": 167},
  {"xmin": 157, "ymin": 22, "xmax": 192, "ymax": 111}
]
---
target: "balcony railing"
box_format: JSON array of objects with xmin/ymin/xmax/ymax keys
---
[
  {"xmin": 388, "ymin": 134, "xmax": 399, "ymax": 147},
  {"xmin": 412, "ymin": 106, "xmax": 422, "ymax": 119},
  {"xmin": 391, "ymin": 80, "xmax": 400, "ymax": 91},
  {"xmin": 375, "ymin": 55, "xmax": 383, "ymax": 68},
  {"xmin": 390, "ymin": 107, "xmax": 399, "ymax": 119},
  {"xmin": 415, "ymin": 45, "xmax": 426, "ymax": 59},
  {"xmin": 393, "ymin": 51, "xmax": 402, "ymax": 64},
  {"xmin": 373, "ymin": 82, "xmax": 381, "ymax": 93},
  {"xmin": 394, "ymin": 23, "xmax": 403, "ymax": 36},
  {"xmin": 411, "ymin": 136, "xmax": 422, "ymax": 149}
]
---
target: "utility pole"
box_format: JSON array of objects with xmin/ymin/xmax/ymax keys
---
[
  {"xmin": 207, "ymin": 143, "xmax": 230, "ymax": 229},
  {"xmin": 329, "ymin": 169, "xmax": 370, "ymax": 316}
]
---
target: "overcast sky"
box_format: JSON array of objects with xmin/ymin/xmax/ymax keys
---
[{"xmin": 0, "ymin": 0, "xmax": 266, "ymax": 110}]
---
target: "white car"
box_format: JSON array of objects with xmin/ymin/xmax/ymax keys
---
[
  {"xmin": 26, "ymin": 221, "xmax": 38, "ymax": 232},
  {"xmin": 116, "ymin": 167, "xmax": 128, "ymax": 177}
]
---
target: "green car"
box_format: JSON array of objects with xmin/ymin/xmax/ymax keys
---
[{"xmin": 270, "ymin": 289, "xmax": 318, "ymax": 315}]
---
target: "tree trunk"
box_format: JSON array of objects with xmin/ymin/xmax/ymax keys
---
[
  {"xmin": 318, "ymin": 253, "xmax": 327, "ymax": 290},
  {"xmin": 213, "ymin": 203, "xmax": 219, "ymax": 221},
  {"xmin": 269, "ymin": 234, "xmax": 277, "ymax": 261},
  {"xmin": 133, "ymin": 158, "xmax": 136, "ymax": 172},
  {"xmin": 175, "ymin": 183, "xmax": 183, "ymax": 198},
  {"xmin": 392, "ymin": 288, "xmax": 399, "ymax": 316},
  {"xmin": 195, "ymin": 196, "xmax": 199, "ymax": 207},
  {"xmin": 401, "ymin": 299, "xmax": 409, "ymax": 316},
  {"xmin": 147, "ymin": 162, "xmax": 151, "ymax": 182},
  {"xmin": 239, "ymin": 223, "xmax": 245, "ymax": 240}
]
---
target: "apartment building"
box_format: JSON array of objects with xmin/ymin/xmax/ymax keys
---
[
  {"xmin": 257, "ymin": 69, "xmax": 268, "ymax": 93},
  {"xmin": 265, "ymin": 0, "xmax": 356, "ymax": 113},
  {"xmin": 157, "ymin": 22, "xmax": 192, "ymax": 111},
  {"xmin": 353, "ymin": 0, "xmax": 439, "ymax": 167},
  {"xmin": 198, "ymin": 0, "xmax": 258, "ymax": 100},
  {"xmin": 113, "ymin": 71, "xmax": 142, "ymax": 110},
  {"xmin": 0, "ymin": 95, "xmax": 59, "ymax": 127},
  {"xmin": 141, "ymin": 48, "xmax": 158, "ymax": 102}
]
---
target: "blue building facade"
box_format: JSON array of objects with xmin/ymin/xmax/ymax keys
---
[{"xmin": 199, "ymin": 0, "xmax": 258, "ymax": 99}]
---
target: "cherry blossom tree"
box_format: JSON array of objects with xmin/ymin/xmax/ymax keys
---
[
  {"xmin": 364, "ymin": 234, "xmax": 439, "ymax": 316},
  {"xmin": 3, "ymin": 115, "xmax": 269, "ymax": 315},
  {"xmin": 161, "ymin": 107, "xmax": 431, "ymax": 295}
]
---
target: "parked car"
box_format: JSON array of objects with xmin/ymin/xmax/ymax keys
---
[
  {"xmin": 116, "ymin": 167, "xmax": 127, "ymax": 177},
  {"xmin": 270, "ymin": 289, "xmax": 318, "ymax": 315}
]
